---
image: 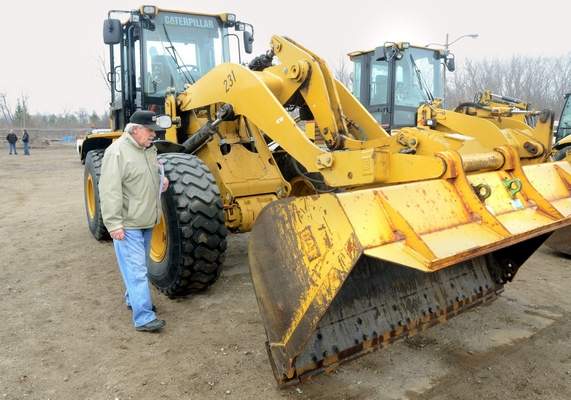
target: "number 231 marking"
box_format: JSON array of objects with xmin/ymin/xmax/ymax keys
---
[{"xmin": 224, "ymin": 71, "xmax": 237, "ymax": 93}]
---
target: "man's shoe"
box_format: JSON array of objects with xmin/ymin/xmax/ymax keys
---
[
  {"xmin": 127, "ymin": 304, "xmax": 156, "ymax": 312},
  {"xmin": 135, "ymin": 319, "xmax": 166, "ymax": 332}
]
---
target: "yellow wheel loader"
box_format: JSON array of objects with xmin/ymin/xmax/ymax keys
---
[{"xmin": 82, "ymin": 8, "xmax": 571, "ymax": 385}]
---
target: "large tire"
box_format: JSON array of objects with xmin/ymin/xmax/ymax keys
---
[
  {"xmin": 148, "ymin": 153, "xmax": 228, "ymax": 297},
  {"xmin": 84, "ymin": 149, "xmax": 110, "ymax": 240}
]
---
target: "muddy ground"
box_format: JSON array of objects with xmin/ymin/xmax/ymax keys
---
[{"xmin": 1, "ymin": 145, "xmax": 570, "ymax": 400}]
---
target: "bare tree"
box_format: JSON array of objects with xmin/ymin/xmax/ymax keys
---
[
  {"xmin": 334, "ymin": 56, "xmax": 353, "ymax": 89},
  {"xmin": 98, "ymin": 54, "xmax": 111, "ymax": 91},
  {"xmin": 0, "ymin": 93, "xmax": 14, "ymax": 125}
]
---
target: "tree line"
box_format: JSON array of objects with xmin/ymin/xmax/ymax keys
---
[
  {"xmin": 447, "ymin": 54, "xmax": 571, "ymax": 116},
  {"xmin": 0, "ymin": 94, "xmax": 109, "ymax": 130}
]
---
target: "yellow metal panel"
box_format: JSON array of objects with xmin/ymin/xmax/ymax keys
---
[
  {"xmin": 557, "ymin": 161, "xmax": 571, "ymax": 175},
  {"xmin": 364, "ymin": 242, "xmax": 428, "ymax": 270},
  {"xmin": 422, "ymin": 223, "xmax": 504, "ymax": 259},
  {"xmin": 552, "ymin": 199, "xmax": 571, "ymax": 216},
  {"xmin": 497, "ymin": 209, "xmax": 557, "ymax": 234},
  {"xmin": 337, "ymin": 191, "xmax": 395, "ymax": 247},
  {"xmin": 379, "ymin": 180, "xmax": 471, "ymax": 234},
  {"xmin": 522, "ymin": 163, "xmax": 571, "ymax": 201}
]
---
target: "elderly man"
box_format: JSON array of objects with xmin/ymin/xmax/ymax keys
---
[{"xmin": 100, "ymin": 111, "xmax": 169, "ymax": 332}]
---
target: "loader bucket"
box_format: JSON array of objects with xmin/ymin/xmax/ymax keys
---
[{"xmin": 248, "ymin": 150, "xmax": 571, "ymax": 385}]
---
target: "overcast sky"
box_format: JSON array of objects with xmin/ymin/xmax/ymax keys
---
[{"xmin": 1, "ymin": 0, "xmax": 568, "ymax": 114}]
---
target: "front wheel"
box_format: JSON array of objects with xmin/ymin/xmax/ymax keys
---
[
  {"xmin": 147, "ymin": 153, "xmax": 228, "ymax": 297},
  {"xmin": 84, "ymin": 149, "xmax": 110, "ymax": 240}
]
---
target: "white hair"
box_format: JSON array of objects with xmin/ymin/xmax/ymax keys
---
[{"xmin": 124, "ymin": 123, "xmax": 143, "ymax": 134}]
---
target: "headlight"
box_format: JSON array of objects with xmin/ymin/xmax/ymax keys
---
[
  {"xmin": 222, "ymin": 13, "xmax": 236, "ymax": 27},
  {"xmin": 142, "ymin": 5, "xmax": 157, "ymax": 16},
  {"xmin": 156, "ymin": 115, "xmax": 172, "ymax": 129}
]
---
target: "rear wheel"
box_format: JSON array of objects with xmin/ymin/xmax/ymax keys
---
[
  {"xmin": 84, "ymin": 149, "xmax": 110, "ymax": 240},
  {"xmin": 148, "ymin": 153, "xmax": 228, "ymax": 297}
]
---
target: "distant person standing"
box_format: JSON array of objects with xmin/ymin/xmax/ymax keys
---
[
  {"xmin": 6, "ymin": 130, "xmax": 18, "ymax": 155},
  {"xmin": 22, "ymin": 130, "xmax": 30, "ymax": 156}
]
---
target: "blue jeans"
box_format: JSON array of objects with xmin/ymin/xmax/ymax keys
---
[
  {"xmin": 8, "ymin": 142, "xmax": 16, "ymax": 154},
  {"xmin": 23, "ymin": 141, "xmax": 29, "ymax": 155},
  {"xmin": 113, "ymin": 228, "xmax": 157, "ymax": 328}
]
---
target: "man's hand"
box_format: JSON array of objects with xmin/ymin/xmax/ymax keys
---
[
  {"xmin": 161, "ymin": 177, "xmax": 169, "ymax": 193},
  {"xmin": 110, "ymin": 228, "xmax": 125, "ymax": 240}
]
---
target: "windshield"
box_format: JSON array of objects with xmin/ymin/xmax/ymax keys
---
[
  {"xmin": 143, "ymin": 12, "xmax": 229, "ymax": 97},
  {"xmin": 369, "ymin": 60, "xmax": 389, "ymax": 105},
  {"xmin": 557, "ymin": 96, "xmax": 571, "ymax": 142},
  {"xmin": 395, "ymin": 47, "xmax": 444, "ymax": 107}
]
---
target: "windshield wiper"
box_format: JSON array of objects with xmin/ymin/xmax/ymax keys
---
[
  {"xmin": 161, "ymin": 25, "xmax": 195, "ymax": 84},
  {"xmin": 409, "ymin": 54, "xmax": 434, "ymax": 103}
]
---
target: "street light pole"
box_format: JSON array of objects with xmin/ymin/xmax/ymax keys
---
[
  {"xmin": 443, "ymin": 33, "xmax": 449, "ymax": 100},
  {"xmin": 426, "ymin": 33, "xmax": 478, "ymax": 105}
]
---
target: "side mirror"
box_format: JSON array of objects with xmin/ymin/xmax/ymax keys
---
[
  {"xmin": 445, "ymin": 53, "xmax": 456, "ymax": 72},
  {"xmin": 243, "ymin": 30, "xmax": 254, "ymax": 54},
  {"xmin": 156, "ymin": 115, "xmax": 172, "ymax": 129},
  {"xmin": 103, "ymin": 19, "xmax": 122, "ymax": 45}
]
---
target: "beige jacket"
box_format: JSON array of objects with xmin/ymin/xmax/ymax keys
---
[{"xmin": 100, "ymin": 133, "xmax": 161, "ymax": 232}]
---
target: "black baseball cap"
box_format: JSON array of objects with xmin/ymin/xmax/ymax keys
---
[{"xmin": 129, "ymin": 110, "xmax": 163, "ymax": 131}]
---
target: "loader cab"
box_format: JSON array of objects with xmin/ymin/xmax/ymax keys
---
[
  {"xmin": 103, "ymin": 5, "xmax": 254, "ymax": 131},
  {"xmin": 350, "ymin": 43, "xmax": 451, "ymax": 131}
]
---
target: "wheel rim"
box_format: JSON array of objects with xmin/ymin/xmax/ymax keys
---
[
  {"xmin": 150, "ymin": 214, "xmax": 168, "ymax": 263},
  {"xmin": 85, "ymin": 174, "xmax": 96, "ymax": 219}
]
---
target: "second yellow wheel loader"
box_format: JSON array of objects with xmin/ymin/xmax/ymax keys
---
[{"xmin": 83, "ymin": 7, "xmax": 571, "ymax": 385}]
